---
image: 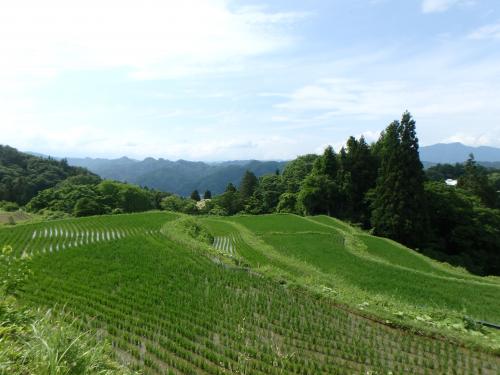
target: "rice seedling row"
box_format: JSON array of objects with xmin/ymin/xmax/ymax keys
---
[{"xmin": 11, "ymin": 213, "xmax": 497, "ymax": 375}]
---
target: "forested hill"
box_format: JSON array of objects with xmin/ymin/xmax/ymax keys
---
[
  {"xmin": 0, "ymin": 145, "xmax": 96, "ymax": 205},
  {"xmin": 66, "ymin": 157, "xmax": 287, "ymax": 196}
]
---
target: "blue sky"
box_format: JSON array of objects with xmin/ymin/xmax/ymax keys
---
[{"xmin": 1, "ymin": 0, "xmax": 500, "ymax": 160}]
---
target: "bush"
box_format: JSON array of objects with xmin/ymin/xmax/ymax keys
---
[
  {"xmin": 175, "ymin": 217, "xmax": 214, "ymax": 244},
  {"xmin": 0, "ymin": 200, "xmax": 19, "ymax": 212}
]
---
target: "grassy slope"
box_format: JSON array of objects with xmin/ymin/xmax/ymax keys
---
[
  {"xmin": 2, "ymin": 212, "xmax": 498, "ymax": 374},
  {"xmin": 202, "ymin": 214, "xmax": 500, "ymax": 350}
]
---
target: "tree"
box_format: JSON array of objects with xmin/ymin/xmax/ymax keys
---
[
  {"xmin": 190, "ymin": 190, "xmax": 201, "ymax": 201},
  {"xmin": 281, "ymin": 154, "xmax": 318, "ymax": 193},
  {"xmin": 225, "ymin": 183, "xmax": 237, "ymax": 193},
  {"xmin": 120, "ymin": 185, "xmax": 153, "ymax": 212},
  {"xmin": 213, "ymin": 190, "xmax": 243, "ymax": 215},
  {"xmin": 298, "ymin": 147, "xmax": 342, "ymax": 216},
  {"xmin": 314, "ymin": 146, "xmax": 338, "ymax": 178},
  {"xmin": 298, "ymin": 173, "xmax": 336, "ymax": 215},
  {"xmin": 74, "ymin": 197, "xmax": 104, "ymax": 217},
  {"xmin": 425, "ymin": 181, "xmax": 500, "ymax": 275},
  {"xmin": 161, "ymin": 195, "xmax": 186, "ymax": 212},
  {"xmin": 276, "ymin": 193, "xmax": 298, "ymax": 213},
  {"xmin": 249, "ymin": 174, "xmax": 284, "ymax": 214},
  {"xmin": 203, "ymin": 190, "xmax": 212, "ymax": 199},
  {"xmin": 371, "ymin": 112, "xmax": 429, "ymax": 248},
  {"xmin": 239, "ymin": 170, "xmax": 258, "ymax": 201},
  {"xmin": 458, "ymin": 154, "xmax": 497, "ymax": 208}
]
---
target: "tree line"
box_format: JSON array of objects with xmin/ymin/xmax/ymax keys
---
[
  {"xmin": 175, "ymin": 112, "xmax": 500, "ymax": 275},
  {"xmin": 2, "ymin": 113, "xmax": 499, "ymax": 275}
]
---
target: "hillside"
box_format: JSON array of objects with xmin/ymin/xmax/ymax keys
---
[
  {"xmin": 66, "ymin": 157, "xmax": 287, "ymax": 196},
  {"xmin": 0, "ymin": 145, "xmax": 97, "ymax": 205},
  {"xmin": 2, "ymin": 212, "xmax": 498, "ymax": 374},
  {"xmin": 420, "ymin": 143, "xmax": 500, "ymax": 164}
]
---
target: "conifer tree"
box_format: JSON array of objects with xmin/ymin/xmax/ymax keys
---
[
  {"xmin": 239, "ymin": 170, "xmax": 258, "ymax": 200},
  {"xmin": 190, "ymin": 190, "xmax": 201, "ymax": 201},
  {"xmin": 340, "ymin": 136, "xmax": 378, "ymax": 225},
  {"xmin": 203, "ymin": 190, "xmax": 212, "ymax": 199},
  {"xmin": 458, "ymin": 154, "xmax": 497, "ymax": 207},
  {"xmin": 225, "ymin": 183, "xmax": 237, "ymax": 193},
  {"xmin": 314, "ymin": 145, "xmax": 339, "ymax": 178},
  {"xmin": 371, "ymin": 112, "xmax": 428, "ymax": 248}
]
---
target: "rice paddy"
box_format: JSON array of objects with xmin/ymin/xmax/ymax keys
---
[{"xmin": 2, "ymin": 212, "xmax": 498, "ymax": 374}]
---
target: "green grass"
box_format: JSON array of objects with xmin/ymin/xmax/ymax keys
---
[
  {"xmin": 204, "ymin": 214, "xmax": 500, "ymax": 351},
  {"xmin": 309, "ymin": 215, "xmax": 499, "ymax": 284},
  {"xmin": 307, "ymin": 215, "xmax": 355, "ymax": 232},
  {"xmin": 2, "ymin": 211, "xmax": 498, "ymax": 374},
  {"xmin": 229, "ymin": 213, "xmax": 333, "ymax": 234},
  {"xmin": 263, "ymin": 232, "xmax": 500, "ymax": 321}
]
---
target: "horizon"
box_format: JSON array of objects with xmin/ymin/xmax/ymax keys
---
[
  {"xmin": 14, "ymin": 141, "xmax": 500, "ymax": 163},
  {"xmin": 1, "ymin": 0, "xmax": 500, "ymax": 160}
]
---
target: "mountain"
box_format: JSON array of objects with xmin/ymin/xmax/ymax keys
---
[
  {"xmin": 420, "ymin": 142, "xmax": 500, "ymax": 164},
  {"xmin": 0, "ymin": 145, "xmax": 97, "ymax": 205},
  {"xmin": 66, "ymin": 157, "xmax": 287, "ymax": 196}
]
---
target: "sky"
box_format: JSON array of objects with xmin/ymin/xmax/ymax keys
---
[{"xmin": 1, "ymin": 0, "xmax": 500, "ymax": 161}]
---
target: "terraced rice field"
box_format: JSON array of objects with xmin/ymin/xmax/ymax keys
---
[{"xmin": 2, "ymin": 212, "xmax": 499, "ymax": 374}]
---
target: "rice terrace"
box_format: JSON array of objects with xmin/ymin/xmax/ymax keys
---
[
  {"xmin": 2, "ymin": 1, "xmax": 500, "ymax": 374},
  {"xmin": 1, "ymin": 211, "xmax": 499, "ymax": 374}
]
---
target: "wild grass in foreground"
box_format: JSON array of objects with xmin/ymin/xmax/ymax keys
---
[{"xmin": 0, "ymin": 245, "xmax": 127, "ymax": 375}]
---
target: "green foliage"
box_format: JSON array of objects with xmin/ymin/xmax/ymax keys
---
[
  {"xmin": 338, "ymin": 136, "xmax": 378, "ymax": 225},
  {"xmin": 173, "ymin": 217, "xmax": 214, "ymax": 244},
  {"xmin": 281, "ymin": 154, "xmax": 318, "ymax": 193},
  {"xmin": 276, "ymin": 192, "xmax": 298, "ymax": 213},
  {"xmin": 458, "ymin": 154, "xmax": 497, "ymax": 208},
  {"xmin": 160, "ymin": 194, "xmax": 186, "ymax": 212},
  {"xmin": 371, "ymin": 112, "xmax": 429, "ymax": 248},
  {"xmin": 203, "ymin": 190, "xmax": 212, "ymax": 199},
  {"xmin": 251, "ymin": 174, "xmax": 284, "ymax": 214},
  {"xmin": 212, "ymin": 189, "xmax": 243, "ymax": 215},
  {"xmin": 190, "ymin": 189, "xmax": 201, "ymax": 201},
  {"xmin": 298, "ymin": 173, "xmax": 335, "ymax": 215},
  {"xmin": 0, "ymin": 200, "xmax": 19, "ymax": 212},
  {"xmin": 0, "ymin": 145, "xmax": 97, "ymax": 205},
  {"xmin": 74, "ymin": 197, "xmax": 105, "ymax": 217},
  {"xmin": 239, "ymin": 170, "xmax": 258, "ymax": 200},
  {"xmin": 27, "ymin": 180, "xmax": 155, "ymax": 216},
  {"xmin": 425, "ymin": 181, "xmax": 500, "ymax": 274},
  {"xmin": 426, "ymin": 163, "xmax": 465, "ymax": 181}
]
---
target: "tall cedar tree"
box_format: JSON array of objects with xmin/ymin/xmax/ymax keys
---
[
  {"xmin": 190, "ymin": 190, "xmax": 201, "ymax": 201},
  {"xmin": 239, "ymin": 170, "xmax": 258, "ymax": 200},
  {"xmin": 339, "ymin": 136, "xmax": 378, "ymax": 225},
  {"xmin": 371, "ymin": 112, "xmax": 428, "ymax": 248},
  {"xmin": 203, "ymin": 190, "xmax": 212, "ymax": 199}
]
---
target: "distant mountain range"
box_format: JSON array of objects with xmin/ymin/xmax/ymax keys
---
[
  {"xmin": 66, "ymin": 157, "xmax": 287, "ymax": 196},
  {"xmin": 26, "ymin": 142, "xmax": 499, "ymax": 196},
  {"xmin": 419, "ymin": 143, "xmax": 500, "ymax": 165}
]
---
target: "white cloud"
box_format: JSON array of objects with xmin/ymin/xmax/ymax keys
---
[
  {"xmin": 421, "ymin": 0, "xmax": 473, "ymax": 13},
  {"xmin": 468, "ymin": 23, "xmax": 500, "ymax": 40},
  {"xmin": 0, "ymin": 0, "xmax": 304, "ymax": 81},
  {"xmin": 444, "ymin": 129, "xmax": 500, "ymax": 147},
  {"xmin": 274, "ymin": 77, "xmax": 500, "ymax": 122}
]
